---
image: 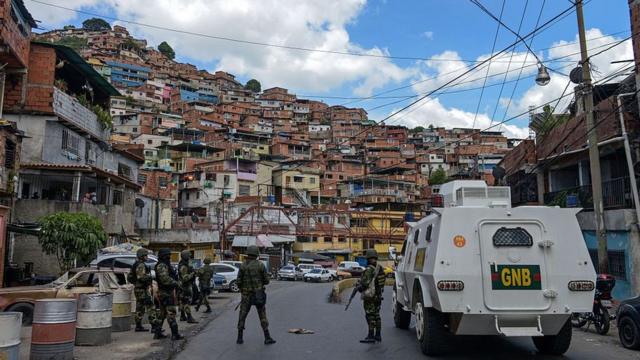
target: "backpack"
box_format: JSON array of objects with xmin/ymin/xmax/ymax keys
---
[{"xmin": 361, "ymin": 265, "xmax": 381, "ymax": 300}]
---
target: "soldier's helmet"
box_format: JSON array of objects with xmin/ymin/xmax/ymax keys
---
[
  {"xmin": 365, "ymin": 249, "xmax": 378, "ymax": 259},
  {"xmin": 158, "ymin": 248, "xmax": 171, "ymax": 259},
  {"xmin": 246, "ymin": 245, "xmax": 259, "ymax": 258},
  {"xmin": 204, "ymin": 258, "xmax": 211, "ymax": 264},
  {"xmin": 180, "ymin": 250, "xmax": 191, "ymax": 261},
  {"xmin": 136, "ymin": 248, "xmax": 148, "ymax": 259}
]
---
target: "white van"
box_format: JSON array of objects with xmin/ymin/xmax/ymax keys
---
[
  {"xmin": 298, "ymin": 264, "xmax": 322, "ymax": 274},
  {"xmin": 337, "ymin": 261, "xmax": 361, "ymax": 270},
  {"xmin": 393, "ymin": 181, "xmax": 596, "ymax": 356}
]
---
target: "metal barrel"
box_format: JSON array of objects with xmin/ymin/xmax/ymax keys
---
[
  {"xmin": 111, "ymin": 288, "xmax": 132, "ymax": 332},
  {"xmin": 0, "ymin": 312, "xmax": 22, "ymax": 360},
  {"xmin": 75, "ymin": 293, "xmax": 113, "ymax": 346},
  {"xmin": 30, "ymin": 298, "xmax": 77, "ymax": 360}
]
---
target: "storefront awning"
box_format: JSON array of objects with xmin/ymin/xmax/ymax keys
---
[{"xmin": 231, "ymin": 234, "xmax": 295, "ymax": 248}]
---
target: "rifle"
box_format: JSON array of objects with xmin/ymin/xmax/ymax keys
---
[{"xmin": 344, "ymin": 286, "xmax": 359, "ymax": 311}]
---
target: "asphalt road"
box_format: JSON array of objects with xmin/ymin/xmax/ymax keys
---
[{"xmin": 177, "ymin": 281, "xmax": 638, "ymax": 360}]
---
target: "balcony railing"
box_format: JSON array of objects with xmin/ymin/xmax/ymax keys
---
[
  {"xmin": 53, "ymin": 88, "xmax": 110, "ymax": 141},
  {"xmin": 543, "ymin": 177, "xmax": 633, "ymax": 210}
]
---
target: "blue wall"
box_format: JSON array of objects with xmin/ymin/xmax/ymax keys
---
[{"xmin": 582, "ymin": 230, "xmax": 632, "ymax": 299}]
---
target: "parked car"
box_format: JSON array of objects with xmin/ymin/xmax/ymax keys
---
[
  {"xmin": 220, "ymin": 260, "xmax": 242, "ymax": 269},
  {"xmin": 212, "ymin": 274, "xmax": 227, "ymax": 291},
  {"xmin": 345, "ymin": 266, "xmax": 366, "ymax": 277},
  {"xmin": 298, "ymin": 264, "xmax": 323, "ymax": 275},
  {"xmin": 211, "ymin": 263, "xmax": 240, "ymax": 292},
  {"xmin": 303, "ymin": 268, "xmax": 333, "ymax": 282},
  {"xmin": 90, "ymin": 253, "xmax": 158, "ymax": 269},
  {"xmin": 277, "ymin": 265, "xmax": 303, "ymax": 281},
  {"xmin": 0, "ymin": 268, "xmax": 131, "ymax": 325},
  {"xmin": 617, "ymin": 295, "xmax": 640, "ymax": 350},
  {"xmin": 327, "ymin": 269, "xmax": 352, "ymax": 281}
]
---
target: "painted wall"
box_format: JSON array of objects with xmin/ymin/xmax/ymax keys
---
[{"xmin": 582, "ymin": 230, "xmax": 632, "ymax": 299}]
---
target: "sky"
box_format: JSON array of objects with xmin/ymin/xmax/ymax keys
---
[{"xmin": 24, "ymin": 0, "xmax": 634, "ymax": 139}]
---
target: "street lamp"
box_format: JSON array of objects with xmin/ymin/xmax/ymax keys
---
[{"xmin": 535, "ymin": 63, "xmax": 551, "ymax": 86}]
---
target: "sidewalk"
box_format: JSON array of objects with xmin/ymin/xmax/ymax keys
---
[{"xmin": 18, "ymin": 292, "xmax": 235, "ymax": 360}]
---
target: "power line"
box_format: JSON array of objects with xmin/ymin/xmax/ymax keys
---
[
  {"xmin": 27, "ymin": 0, "xmax": 563, "ymax": 65},
  {"xmin": 471, "ymin": 0, "xmax": 507, "ymax": 129},
  {"xmin": 490, "ymin": 0, "xmax": 538, "ymax": 128}
]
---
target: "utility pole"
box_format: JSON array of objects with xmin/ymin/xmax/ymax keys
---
[{"xmin": 577, "ymin": 0, "xmax": 608, "ymax": 273}]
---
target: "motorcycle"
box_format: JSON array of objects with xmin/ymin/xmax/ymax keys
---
[{"xmin": 571, "ymin": 274, "xmax": 616, "ymax": 335}]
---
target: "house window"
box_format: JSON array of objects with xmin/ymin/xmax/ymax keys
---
[
  {"xmin": 589, "ymin": 249, "xmax": 627, "ymax": 279},
  {"xmin": 4, "ymin": 139, "xmax": 16, "ymax": 169},
  {"xmin": 223, "ymin": 175, "xmax": 230, "ymax": 186},
  {"xmin": 294, "ymin": 176, "xmax": 303, "ymax": 183},
  {"xmin": 132, "ymin": 127, "xmax": 138, "ymax": 133},
  {"xmin": 138, "ymin": 174, "xmax": 147, "ymax": 184},
  {"xmin": 239, "ymin": 185, "xmax": 250, "ymax": 196},
  {"xmin": 118, "ymin": 163, "xmax": 132, "ymax": 179},
  {"xmin": 338, "ymin": 237, "xmax": 346, "ymax": 243},
  {"xmin": 148, "ymin": 139, "xmax": 153, "ymax": 145},
  {"xmin": 159, "ymin": 177, "xmax": 168, "ymax": 188},
  {"xmin": 112, "ymin": 190, "xmax": 123, "ymax": 205},
  {"xmin": 61, "ymin": 129, "xmax": 80, "ymax": 158},
  {"xmin": 196, "ymin": 192, "xmax": 200, "ymax": 199},
  {"xmin": 185, "ymin": 192, "xmax": 190, "ymax": 200}
]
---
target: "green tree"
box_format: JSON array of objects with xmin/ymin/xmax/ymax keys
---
[
  {"xmin": 244, "ymin": 79, "xmax": 261, "ymax": 93},
  {"xmin": 429, "ymin": 167, "xmax": 448, "ymax": 185},
  {"xmin": 158, "ymin": 41, "xmax": 175, "ymax": 60},
  {"xmin": 409, "ymin": 126, "xmax": 425, "ymax": 133},
  {"xmin": 82, "ymin": 18, "xmax": 111, "ymax": 31},
  {"xmin": 38, "ymin": 212, "xmax": 107, "ymax": 272}
]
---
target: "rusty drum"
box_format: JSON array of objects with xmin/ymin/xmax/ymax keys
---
[
  {"xmin": 111, "ymin": 288, "xmax": 132, "ymax": 332},
  {"xmin": 30, "ymin": 298, "xmax": 77, "ymax": 360}
]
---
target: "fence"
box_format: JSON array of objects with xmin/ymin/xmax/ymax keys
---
[{"xmin": 543, "ymin": 177, "xmax": 632, "ymax": 210}]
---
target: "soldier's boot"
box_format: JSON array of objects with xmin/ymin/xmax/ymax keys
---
[
  {"xmin": 264, "ymin": 330, "xmax": 276, "ymax": 345},
  {"xmin": 359, "ymin": 330, "xmax": 376, "ymax": 344},
  {"xmin": 170, "ymin": 323, "xmax": 184, "ymax": 340},
  {"xmin": 153, "ymin": 326, "xmax": 167, "ymax": 340},
  {"xmin": 374, "ymin": 328, "xmax": 382, "ymax": 342},
  {"xmin": 179, "ymin": 310, "xmax": 187, "ymax": 322},
  {"xmin": 205, "ymin": 305, "xmax": 212, "ymax": 313},
  {"xmin": 186, "ymin": 313, "xmax": 199, "ymax": 324},
  {"xmin": 195, "ymin": 304, "xmax": 200, "ymax": 312},
  {"xmin": 134, "ymin": 321, "xmax": 148, "ymax": 332},
  {"xmin": 236, "ymin": 330, "xmax": 244, "ymax": 345}
]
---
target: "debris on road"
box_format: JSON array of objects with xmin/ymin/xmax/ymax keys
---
[{"xmin": 288, "ymin": 328, "xmax": 314, "ymax": 335}]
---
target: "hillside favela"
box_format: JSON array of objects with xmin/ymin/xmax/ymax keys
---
[{"xmin": 0, "ymin": 1, "xmax": 639, "ymax": 359}]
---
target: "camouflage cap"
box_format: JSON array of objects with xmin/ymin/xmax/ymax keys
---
[
  {"xmin": 246, "ymin": 245, "xmax": 259, "ymax": 257},
  {"xmin": 204, "ymin": 257, "xmax": 211, "ymax": 264},
  {"xmin": 365, "ymin": 249, "xmax": 378, "ymax": 259},
  {"xmin": 158, "ymin": 248, "xmax": 171, "ymax": 258},
  {"xmin": 180, "ymin": 250, "xmax": 191, "ymax": 260},
  {"xmin": 136, "ymin": 248, "xmax": 148, "ymax": 259}
]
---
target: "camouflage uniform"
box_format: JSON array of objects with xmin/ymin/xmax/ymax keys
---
[
  {"xmin": 178, "ymin": 251, "xmax": 198, "ymax": 323},
  {"xmin": 358, "ymin": 249, "xmax": 386, "ymax": 343},
  {"xmin": 154, "ymin": 249, "xmax": 183, "ymax": 340},
  {"xmin": 236, "ymin": 246, "xmax": 275, "ymax": 345},
  {"xmin": 196, "ymin": 259, "xmax": 214, "ymax": 312},
  {"xmin": 132, "ymin": 258, "xmax": 157, "ymax": 331}
]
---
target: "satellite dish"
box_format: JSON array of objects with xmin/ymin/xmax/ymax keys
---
[
  {"xmin": 492, "ymin": 166, "xmax": 506, "ymax": 181},
  {"xmin": 570, "ymin": 66, "xmax": 583, "ymax": 84}
]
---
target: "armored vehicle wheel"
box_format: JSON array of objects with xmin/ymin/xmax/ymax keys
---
[
  {"xmin": 532, "ymin": 319, "xmax": 572, "ymax": 355},
  {"xmin": 415, "ymin": 294, "xmax": 448, "ymax": 356},
  {"xmin": 392, "ymin": 288, "xmax": 410, "ymax": 330}
]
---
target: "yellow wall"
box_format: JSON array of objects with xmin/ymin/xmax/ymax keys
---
[{"xmin": 250, "ymin": 163, "xmax": 274, "ymax": 196}]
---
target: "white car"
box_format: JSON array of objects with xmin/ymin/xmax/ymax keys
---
[
  {"xmin": 298, "ymin": 264, "xmax": 323, "ymax": 275},
  {"xmin": 337, "ymin": 261, "xmax": 361, "ymax": 271},
  {"xmin": 277, "ymin": 265, "xmax": 304, "ymax": 281},
  {"xmin": 211, "ymin": 263, "xmax": 240, "ymax": 292},
  {"xmin": 303, "ymin": 268, "xmax": 334, "ymax": 282}
]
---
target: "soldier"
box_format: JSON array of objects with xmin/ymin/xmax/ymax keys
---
[
  {"xmin": 154, "ymin": 248, "xmax": 184, "ymax": 340},
  {"xmin": 357, "ymin": 249, "xmax": 386, "ymax": 343},
  {"xmin": 129, "ymin": 249, "xmax": 158, "ymax": 334},
  {"xmin": 196, "ymin": 257, "xmax": 214, "ymax": 313},
  {"xmin": 236, "ymin": 246, "xmax": 275, "ymax": 345},
  {"xmin": 178, "ymin": 250, "xmax": 198, "ymax": 323}
]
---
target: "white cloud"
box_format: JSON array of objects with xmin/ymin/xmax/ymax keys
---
[
  {"xmin": 27, "ymin": 0, "xmax": 102, "ymax": 27},
  {"xmin": 422, "ymin": 31, "xmax": 434, "ymax": 40},
  {"xmin": 28, "ymin": 0, "xmax": 413, "ymax": 95},
  {"xmin": 388, "ymin": 97, "xmax": 529, "ymax": 139}
]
